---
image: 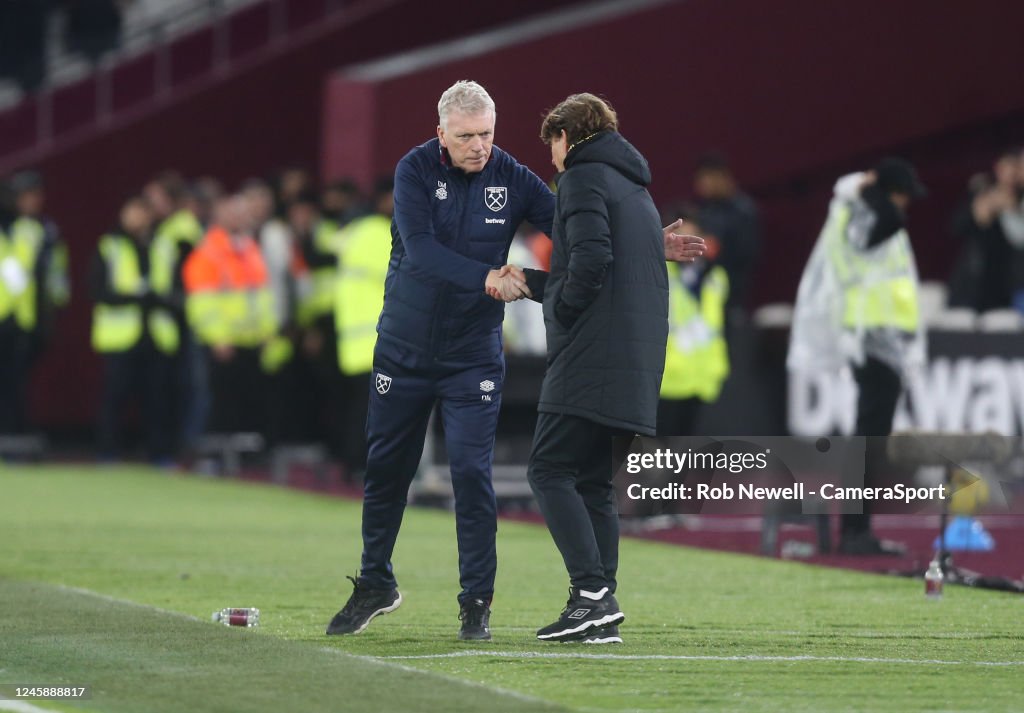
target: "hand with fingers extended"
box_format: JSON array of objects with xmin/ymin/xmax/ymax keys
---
[
  {"xmin": 485, "ymin": 264, "xmax": 532, "ymax": 302},
  {"xmin": 662, "ymin": 219, "xmax": 707, "ymax": 262}
]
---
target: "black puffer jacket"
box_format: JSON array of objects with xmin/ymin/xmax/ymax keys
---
[{"xmin": 536, "ymin": 130, "xmax": 668, "ymax": 434}]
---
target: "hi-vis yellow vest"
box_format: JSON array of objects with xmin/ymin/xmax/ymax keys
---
[
  {"xmin": 298, "ymin": 221, "xmax": 343, "ymax": 325},
  {"xmin": 155, "ymin": 210, "xmax": 202, "ymax": 250},
  {"xmin": 827, "ymin": 204, "xmax": 919, "ymax": 332},
  {"xmin": 335, "ymin": 214, "xmax": 391, "ymax": 375},
  {"xmin": 0, "ymin": 227, "xmax": 18, "ymax": 322},
  {"xmin": 2, "ymin": 217, "xmax": 71, "ymax": 330},
  {"xmin": 660, "ymin": 263, "xmax": 730, "ymax": 402},
  {"xmin": 7, "ymin": 218, "xmax": 44, "ymax": 331},
  {"xmin": 91, "ymin": 235, "xmax": 179, "ymax": 354},
  {"xmin": 147, "ymin": 210, "xmax": 202, "ymax": 353}
]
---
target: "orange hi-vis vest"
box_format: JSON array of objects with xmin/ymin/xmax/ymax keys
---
[{"xmin": 183, "ymin": 226, "xmax": 275, "ymax": 348}]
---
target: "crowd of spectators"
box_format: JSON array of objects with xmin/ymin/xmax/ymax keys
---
[{"xmin": 1, "ymin": 166, "xmax": 396, "ymax": 477}]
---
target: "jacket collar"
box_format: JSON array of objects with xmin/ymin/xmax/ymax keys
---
[{"xmin": 435, "ymin": 138, "xmax": 496, "ymax": 175}]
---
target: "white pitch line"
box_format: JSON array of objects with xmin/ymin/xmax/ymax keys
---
[
  {"xmin": 36, "ymin": 584, "xmax": 561, "ymax": 711},
  {"xmin": 471, "ymin": 627, "xmax": 995, "ymax": 639},
  {"xmin": 0, "ymin": 701, "xmax": 62, "ymax": 713},
  {"xmin": 379, "ymin": 651, "xmax": 1024, "ymax": 667},
  {"xmin": 327, "ymin": 649, "xmax": 560, "ymax": 708},
  {"xmin": 57, "ymin": 584, "xmax": 203, "ymax": 622}
]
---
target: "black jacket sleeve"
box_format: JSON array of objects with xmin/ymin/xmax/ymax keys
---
[
  {"xmin": 159, "ymin": 241, "xmax": 194, "ymax": 318},
  {"xmin": 302, "ymin": 237, "xmax": 337, "ymax": 269},
  {"xmin": 522, "ymin": 267, "xmax": 548, "ymax": 304},
  {"xmin": 861, "ymin": 184, "xmax": 906, "ymax": 247},
  {"xmin": 555, "ymin": 168, "xmax": 613, "ymax": 327},
  {"xmin": 89, "ymin": 249, "xmax": 145, "ymax": 307}
]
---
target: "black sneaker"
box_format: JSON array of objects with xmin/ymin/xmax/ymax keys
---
[
  {"xmin": 536, "ymin": 587, "xmax": 624, "ymax": 642},
  {"xmin": 458, "ymin": 598, "xmax": 492, "ymax": 641},
  {"xmin": 579, "ymin": 624, "xmax": 623, "ymax": 644},
  {"xmin": 325, "ymin": 575, "xmax": 402, "ymax": 635},
  {"xmin": 562, "ymin": 623, "xmax": 623, "ymax": 644}
]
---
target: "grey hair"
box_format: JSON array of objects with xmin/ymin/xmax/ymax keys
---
[{"xmin": 437, "ymin": 80, "xmax": 496, "ymax": 129}]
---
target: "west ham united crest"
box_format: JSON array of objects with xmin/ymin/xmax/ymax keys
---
[
  {"xmin": 375, "ymin": 373, "xmax": 392, "ymax": 395},
  {"xmin": 484, "ymin": 186, "xmax": 507, "ymax": 212}
]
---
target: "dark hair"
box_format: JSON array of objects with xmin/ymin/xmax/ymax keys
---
[
  {"xmin": 290, "ymin": 189, "xmax": 320, "ymax": 208},
  {"xmin": 372, "ymin": 176, "xmax": 394, "ymax": 201},
  {"xmin": 10, "ymin": 170, "xmax": 44, "ymax": 195},
  {"xmin": 694, "ymin": 152, "xmax": 731, "ymax": 174},
  {"xmin": 325, "ymin": 178, "xmax": 360, "ymax": 196},
  {"xmin": 660, "ymin": 201, "xmax": 701, "ymax": 229},
  {"xmin": 997, "ymin": 146, "xmax": 1023, "ymax": 162},
  {"xmin": 123, "ymin": 194, "xmax": 151, "ymax": 213},
  {"xmin": 540, "ymin": 93, "xmax": 618, "ymax": 147},
  {"xmin": 874, "ymin": 156, "xmax": 926, "ymax": 198},
  {"xmin": 151, "ymin": 170, "xmax": 187, "ymax": 202}
]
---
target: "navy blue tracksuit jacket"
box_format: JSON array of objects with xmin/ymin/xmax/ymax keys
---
[{"xmin": 358, "ymin": 138, "xmax": 554, "ymax": 603}]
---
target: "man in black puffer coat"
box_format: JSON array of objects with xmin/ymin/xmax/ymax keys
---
[{"xmin": 524, "ymin": 94, "xmax": 670, "ymax": 644}]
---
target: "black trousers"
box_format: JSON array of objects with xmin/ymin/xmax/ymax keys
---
[
  {"xmin": 0, "ymin": 323, "xmax": 32, "ymax": 434},
  {"xmin": 97, "ymin": 340, "xmax": 173, "ymax": 460},
  {"xmin": 528, "ymin": 411, "xmax": 625, "ymax": 593},
  {"xmin": 208, "ymin": 347, "xmax": 265, "ymax": 434},
  {"xmin": 843, "ymin": 356, "xmax": 902, "ymax": 537},
  {"xmin": 657, "ymin": 397, "xmax": 703, "ymax": 437}
]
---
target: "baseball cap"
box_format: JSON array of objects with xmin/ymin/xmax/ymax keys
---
[{"xmin": 874, "ymin": 157, "xmax": 927, "ymax": 198}]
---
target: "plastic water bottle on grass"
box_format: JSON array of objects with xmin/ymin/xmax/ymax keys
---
[
  {"xmin": 212, "ymin": 607, "xmax": 260, "ymax": 627},
  {"xmin": 924, "ymin": 560, "xmax": 943, "ymax": 600}
]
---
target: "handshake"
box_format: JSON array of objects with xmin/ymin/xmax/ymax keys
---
[{"xmin": 485, "ymin": 265, "xmax": 532, "ymax": 303}]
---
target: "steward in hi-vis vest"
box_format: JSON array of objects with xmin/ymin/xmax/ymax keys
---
[
  {"xmin": 658, "ymin": 252, "xmax": 730, "ymax": 436},
  {"xmin": 788, "ymin": 158, "xmax": 927, "ymax": 556},
  {"xmin": 332, "ymin": 178, "xmax": 395, "ymax": 475},
  {"xmin": 89, "ymin": 196, "xmax": 175, "ymax": 462},
  {"xmin": 0, "ymin": 170, "xmax": 69, "ymax": 435},
  {"xmin": 662, "ymin": 262, "xmax": 729, "ymax": 401}
]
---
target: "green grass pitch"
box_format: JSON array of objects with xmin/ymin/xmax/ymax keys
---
[{"xmin": 1, "ymin": 465, "xmax": 1021, "ymax": 712}]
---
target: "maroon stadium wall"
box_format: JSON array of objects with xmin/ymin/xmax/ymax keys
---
[{"xmin": 322, "ymin": 0, "xmax": 1024, "ymax": 303}]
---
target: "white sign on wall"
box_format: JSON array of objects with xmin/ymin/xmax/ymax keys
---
[{"xmin": 788, "ymin": 357, "xmax": 1024, "ymax": 437}]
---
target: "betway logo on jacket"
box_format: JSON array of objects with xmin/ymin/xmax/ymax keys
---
[{"xmin": 485, "ymin": 218, "xmax": 506, "ymax": 224}]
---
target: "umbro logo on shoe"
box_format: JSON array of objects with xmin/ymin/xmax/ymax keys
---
[{"xmin": 567, "ymin": 608, "xmax": 592, "ymax": 620}]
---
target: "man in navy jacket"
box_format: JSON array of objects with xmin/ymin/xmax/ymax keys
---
[
  {"xmin": 326, "ymin": 80, "xmax": 548, "ymax": 641},
  {"xmin": 326, "ymin": 81, "xmax": 703, "ymax": 641}
]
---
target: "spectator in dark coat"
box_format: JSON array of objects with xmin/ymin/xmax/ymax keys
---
[
  {"xmin": 693, "ymin": 152, "xmax": 760, "ymax": 310},
  {"xmin": 947, "ymin": 148, "xmax": 1024, "ymax": 311},
  {"xmin": 524, "ymin": 93, "xmax": 672, "ymax": 644}
]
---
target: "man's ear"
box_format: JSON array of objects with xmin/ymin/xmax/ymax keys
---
[{"xmin": 437, "ymin": 125, "xmax": 446, "ymax": 147}]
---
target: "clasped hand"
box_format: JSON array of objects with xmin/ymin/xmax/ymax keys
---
[{"xmin": 486, "ymin": 265, "xmax": 531, "ymax": 302}]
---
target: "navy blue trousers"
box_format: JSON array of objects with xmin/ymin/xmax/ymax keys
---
[{"xmin": 358, "ymin": 340, "xmax": 504, "ymax": 604}]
